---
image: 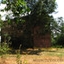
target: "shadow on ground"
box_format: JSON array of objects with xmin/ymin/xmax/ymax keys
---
[
  {"xmin": 21, "ymin": 49, "xmax": 42, "ymax": 55},
  {"xmin": 10, "ymin": 48, "xmax": 58, "ymax": 55}
]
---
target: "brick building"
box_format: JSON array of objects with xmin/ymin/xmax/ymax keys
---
[{"xmin": 1, "ymin": 16, "xmax": 51, "ymax": 48}]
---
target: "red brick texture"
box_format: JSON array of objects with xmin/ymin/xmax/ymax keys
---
[{"xmin": 33, "ymin": 26, "xmax": 51, "ymax": 48}]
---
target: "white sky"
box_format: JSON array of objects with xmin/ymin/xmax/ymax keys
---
[
  {"xmin": 53, "ymin": 0, "xmax": 64, "ymax": 18},
  {"xmin": 0, "ymin": 0, "xmax": 64, "ymax": 20},
  {"xmin": 0, "ymin": 4, "xmax": 7, "ymax": 20}
]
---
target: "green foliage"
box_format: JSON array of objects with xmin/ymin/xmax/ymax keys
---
[
  {"xmin": 0, "ymin": 16, "xmax": 3, "ymax": 28},
  {"xmin": 2, "ymin": 0, "xmax": 56, "ymax": 32},
  {"xmin": 1, "ymin": 0, "xmax": 57, "ymax": 48},
  {"xmin": 30, "ymin": 0, "xmax": 57, "ymax": 34},
  {"xmin": 51, "ymin": 17, "xmax": 59, "ymax": 45},
  {"xmin": 16, "ymin": 47, "xmax": 22, "ymax": 64},
  {"xmin": 0, "ymin": 42, "xmax": 10, "ymax": 55},
  {"xmin": 16, "ymin": 53, "xmax": 22, "ymax": 64},
  {"xmin": 56, "ymin": 18, "xmax": 64, "ymax": 46},
  {"xmin": 51, "ymin": 17, "xmax": 64, "ymax": 47},
  {"xmin": 5, "ymin": 0, "xmax": 30, "ymax": 16},
  {"xmin": 37, "ymin": 0, "xmax": 56, "ymax": 13},
  {"xmin": 56, "ymin": 35, "xmax": 64, "ymax": 46},
  {"xmin": 1, "ymin": 0, "xmax": 6, "ymax": 4},
  {"xmin": 2, "ymin": 0, "xmax": 30, "ymax": 25},
  {"xmin": 0, "ymin": 33, "xmax": 11, "ymax": 55}
]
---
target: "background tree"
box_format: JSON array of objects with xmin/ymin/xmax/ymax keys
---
[
  {"xmin": 30, "ymin": 0, "xmax": 56, "ymax": 33},
  {"xmin": 22, "ymin": 0, "xmax": 57, "ymax": 48},
  {"xmin": 1, "ymin": 0, "xmax": 30, "ymax": 49},
  {"xmin": 56, "ymin": 17, "xmax": 64, "ymax": 47},
  {"xmin": 1, "ymin": 0, "xmax": 57, "ymax": 49},
  {"xmin": 51, "ymin": 17, "xmax": 60, "ymax": 46},
  {"xmin": 51, "ymin": 17, "xmax": 64, "ymax": 47}
]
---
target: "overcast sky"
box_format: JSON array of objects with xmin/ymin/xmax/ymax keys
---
[
  {"xmin": 53, "ymin": 0, "xmax": 64, "ymax": 18},
  {"xmin": 0, "ymin": 0, "xmax": 64, "ymax": 20}
]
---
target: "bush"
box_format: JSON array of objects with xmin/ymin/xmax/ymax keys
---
[
  {"xmin": 56, "ymin": 35, "xmax": 64, "ymax": 47},
  {"xmin": 0, "ymin": 42, "xmax": 10, "ymax": 55}
]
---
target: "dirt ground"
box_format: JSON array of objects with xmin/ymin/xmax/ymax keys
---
[{"xmin": 0, "ymin": 48, "xmax": 64, "ymax": 64}]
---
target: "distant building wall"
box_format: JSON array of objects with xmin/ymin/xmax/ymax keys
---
[
  {"xmin": 33, "ymin": 26, "xmax": 51, "ymax": 48},
  {"xmin": 1, "ymin": 21, "xmax": 51, "ymax": 48}
]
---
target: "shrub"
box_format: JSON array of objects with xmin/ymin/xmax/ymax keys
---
[{"xmin": 0, "ymin": 42, "xmax": 10, "ymax": 55}]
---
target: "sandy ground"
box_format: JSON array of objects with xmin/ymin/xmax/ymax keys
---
[
  {"xmin": 0, "ymin": 55, "xmax": 64, "ymax": 64},
  {"xmin": 0, "ymin": 48, "xmax": 64, "ymax": 64}
]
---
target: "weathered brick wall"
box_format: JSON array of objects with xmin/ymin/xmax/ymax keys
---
[
  {"xmin": 1, "ymin": 21, "xmax": 23, "ymax": 37},
  {"xmin": 2, "ymin": 22, "xmax": 51, "ymax": 48},
  {"xmin": 33, "ymin": 26, "xmax": 51, "ymax": 48}
]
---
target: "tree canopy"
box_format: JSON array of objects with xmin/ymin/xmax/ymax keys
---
[
  {"xmin": 2, "ymin": 0, "xmax": 57, "ymax": 33},
  {"xmin": 1, "ymin": 0, "xmax": 58, "ymax": 49}
]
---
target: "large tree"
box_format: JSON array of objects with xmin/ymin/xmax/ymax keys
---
[
  {"xmin": 1, "ymin": 0, "xmax": 57, "ymax": 49},
  {"xmin": 30, "ymin": 0, "xmax": 56, "ymax": 34}
]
